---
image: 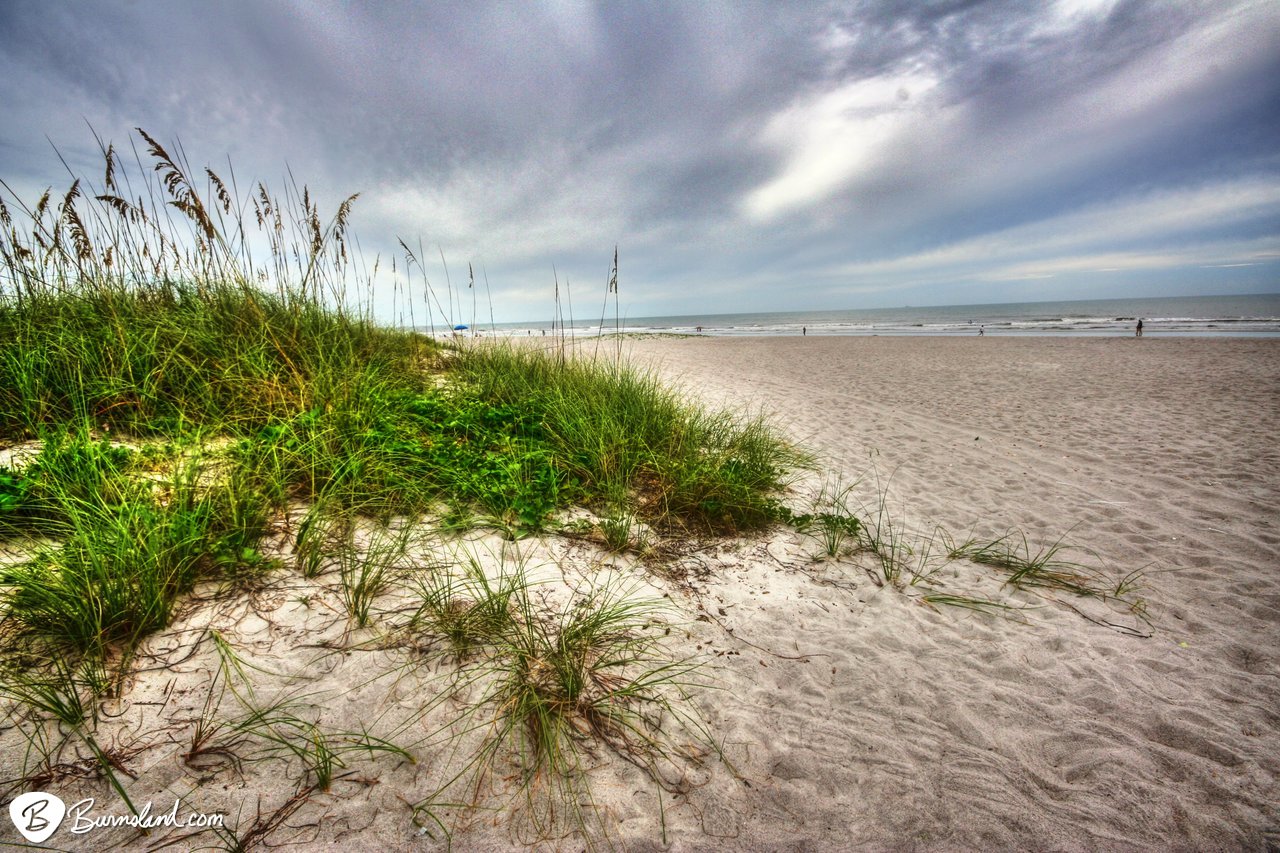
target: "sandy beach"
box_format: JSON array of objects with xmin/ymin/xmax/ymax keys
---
[
  {"xmin": 620, "ymin": 335, "xmax": 1280, "ymax": 850},
  {"xmin": 3, "ymin": 336, "xmax": 1277, "ymax": 850}
]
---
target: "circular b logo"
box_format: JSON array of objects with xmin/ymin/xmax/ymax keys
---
[{"xmin": 9, "ymin": 791, "xmax": 66, "ymax": 844}]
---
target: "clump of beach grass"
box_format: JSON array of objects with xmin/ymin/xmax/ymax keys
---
[
  {"xmin": 787, "ymin": 461, "xmax": 1150, "ymax": 628},
  {"xmin": 411, "ymin": 555, "xmax": 525, "ymax": 661},
  {"xmin": 954, "ymin": 530, "xmax": 1108, "ymax": 597},
  {"xmin": 449, "ymin": 342, "xmax": 806, "ymax": 534},
  {"xmin": 408, "ymin": 558, "xmax": 711, "ymax": 844},
  {"xmin": 200, "ymin": 631, "xmax": 415, "ymax": 794},
  {"xmin": 790, "ymin": 475, "xmax": 862, "ymax": 559},
  {"xmin": 0, "ymin": 652, "xmax": 140, "ymax": 815},
  {"xmin": 333, "ymin": 517, "xmax": 418, "ymax": 629},
  {"xmin": 1, "ymin": 436, "xmax": 271, "ymax": 665},
  {"xmin": 599, "ymin": 505, "xmax": 641, "ymax": 552}
]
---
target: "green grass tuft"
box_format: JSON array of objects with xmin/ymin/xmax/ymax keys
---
[
  {"xmin": 412, "ymin": 569, "xmax": 710, "ymax": 842},
  {"xmin": 451, "ymin": 343, "xmax": 806, "ymax": 534}
]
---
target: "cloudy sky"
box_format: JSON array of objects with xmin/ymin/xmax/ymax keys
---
[{"xmin": 2, "ymin": 0, "xmax": 1277, "ymax": 321}]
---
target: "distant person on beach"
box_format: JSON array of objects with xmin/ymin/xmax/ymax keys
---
[
  {"xmin": 1136, "ymin": 318, "xmax": 1144, "ymax": 337},
  {"xmin": 979, "ymin": 325, "xmax": 984, "ymax": 336},
  {"xmin": 802, "ymin": 325, "xmax": 807, "ymax": 336}
]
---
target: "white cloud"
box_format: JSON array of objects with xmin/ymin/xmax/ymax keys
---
[
  {"xmin": 1035, "ymin": 0, "xmax": 1121, "ymax": 36},
  {"xmin": 741, "ymin": 71, "xmax": 938, "ymax": 222}
]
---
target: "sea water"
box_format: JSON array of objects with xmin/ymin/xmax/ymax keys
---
[{"xmin": 474, "ymin": 293, "xmax": 1280, "ymax": 338}]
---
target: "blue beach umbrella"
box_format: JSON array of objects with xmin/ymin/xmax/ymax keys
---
[{"xmin": 453, "ymin": 324, "xmax": 468, "ymax": 331}]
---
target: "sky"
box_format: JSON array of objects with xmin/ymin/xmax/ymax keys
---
[{"xmin": 1, "ymin": 0, "xmax": 1278, "ymax": 322}]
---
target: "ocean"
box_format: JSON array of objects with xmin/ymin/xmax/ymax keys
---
[{"xmin": 471, "ymin": 293, "xmax": 1280, "ymax": 338}]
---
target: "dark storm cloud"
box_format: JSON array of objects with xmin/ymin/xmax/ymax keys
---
[{"xmin": 1, "ymin": 0, "xmax": 1276, "ymax": 318}]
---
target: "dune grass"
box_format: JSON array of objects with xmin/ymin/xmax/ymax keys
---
[
  {"xmin": 411, "ymin": 554, "xmax": 526, "ymax": 661},
  {"xmin": 453, "ymin": 343, "xmax": 807, "ymax": 532},
  {"xmin": 408, "ymin": 562, "xmax": 709, "ymax": 843},
  {"xmin": 0, "ymin": 282, "xmax": 422, "ymax": 438},
  {"xmin": 0, "ymin": 129, "xmax": 799, "ymax": 844},
  {"xmin": 1, "ymin": 435, "xmax": 271, "ymax": 661},
  {"xmin": 198, "ymin": 631, "xmax": 416, "ymax": 794},
  {"xmin": 789, "ymin": 474, "xmax": 863, "ymax": 558}
]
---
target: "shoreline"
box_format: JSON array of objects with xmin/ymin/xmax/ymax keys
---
[
  {"xmin": 452, "ymin": 292, "xmax": 1280, "ymax": 339},
  {"xmin": 436, "ymin": 326, "xmax": 1280, "ymax": 340}
]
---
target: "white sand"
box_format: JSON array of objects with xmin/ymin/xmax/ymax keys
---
[
  {"xmin": 3, "ymin": 336, "xmax": 1277, "ymax": 850},
  {"xmin": 622, "ymin": 335, "xmax": 1280, "ymax": 850}
]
